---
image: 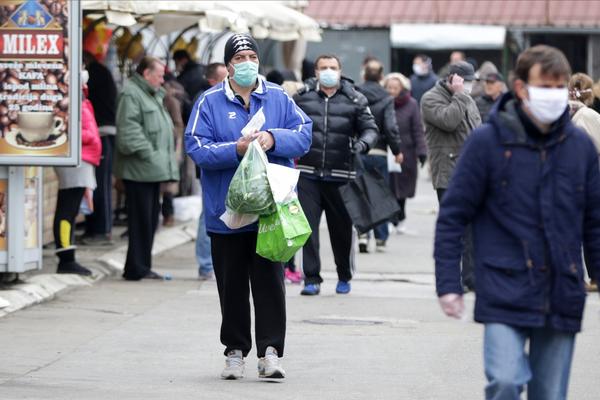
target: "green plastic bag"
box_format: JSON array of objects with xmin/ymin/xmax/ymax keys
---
[
  {"xmin": 256, "ymin": 198, "xmax": 312, "ymax": 262},
  {"xmin": 226, "ymin": 140, "xmax": 275, "ymax": 215}
]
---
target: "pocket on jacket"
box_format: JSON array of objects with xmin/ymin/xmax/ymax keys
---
[
  {"xmin": 554, "ymin": 270, "xmax": 586, "ymax": 319},
  {"xmin": 491, "ymin": 178, "xmax": 510, "ymax": 208},
  {"xmin": 554, "ymin": 249, "xmax": 586, "ymax": 319},
  {"xmin": 480, "ymin": 256, "xmax": 537, "ymax": 311},
  {"xmin": 143, "ymin": 110, "xmax": 160, "ymax": 147}
]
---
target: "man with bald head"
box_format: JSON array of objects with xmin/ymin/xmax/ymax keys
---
[{"xmin": 356, "ymin": 58, "xmax": 403, "ymax": 252}]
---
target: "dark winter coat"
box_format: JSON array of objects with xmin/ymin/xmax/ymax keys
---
[
  {"xmin": 87, "ymin": 60, "xmax": 117, "ymax": 129},
  {"xmin": 410, "ymin": 72, "xmax": 438, "ymax": 104},
  {"xmin": 177, "ymin": 61, "xmax": 209, "ymax": 101},
  {"xmin": 421, "ymin": 80, "xmax": 481, "ymax": 189},
  {"xmin": 294, "ymin": 77, "xmax": 379, "ymax": 180},
  {"xmin": 475, "ymin": 94, "xmax": 499, "ymax": 123},
  {"xmin": 435, "ymin": 91, "xmax": 600, "ymax": 333},
  {"xmin": 390, "ymin": 96, "xmax": 427, "ymax": 199},
  {"xmin": 356, "ymin": 81, "xmax": 401, "ymax": 155}
]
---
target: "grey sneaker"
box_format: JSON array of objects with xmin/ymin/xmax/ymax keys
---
[
  {"xmin": 258, "ymin": 346, "xmax": 285, "ymax": 379},
  {"xmin": 221, "ymin": 350, "xmax": 245, "ymax": 380},
  {"xmin": 198, "ymin": 270, "xmax": 214, "ymax": 281}
]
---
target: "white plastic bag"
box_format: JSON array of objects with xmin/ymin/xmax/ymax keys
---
[
  {"xmin": 241, "ymin": 107, "xmax": 266, "ymax": 137},
  {"xmin": 220, "ymin": 209, "xmax": 259, "ymax": 230},
  {"xmin": 266, "ymin": 162, "xmax": 300, "ymax": 203},
  {"xmin": 387, "ymin": 148, "xmax": 402, "ymax": 173}
]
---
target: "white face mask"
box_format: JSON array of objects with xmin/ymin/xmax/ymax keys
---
[
  {"xmin": 412, "ymin": 63, "xmax": 426, "ymax": 76},
  {"xmin": 463, "ymin": 81, "xmax": 473, "ymax": 95},
  {"xmin": 524, "ymin": 86, "xmax": 569, "ymax": 124},
  {"xmin": 81, "ymin": 69, "xmax": 89, "ymax": 86},
  {"xmin": 318, "ymin": 68, "xmax": 340, "ymax": 88}
]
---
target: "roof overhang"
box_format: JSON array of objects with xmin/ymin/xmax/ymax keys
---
[
  {"xmin": 82, "ymin": 0, "xmax": 322, "ymax": 42},
  {"xmin": 391, "ymin": 23, "xmax": 506, "ymax": 50}
]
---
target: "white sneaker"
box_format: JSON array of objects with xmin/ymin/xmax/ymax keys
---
[
  {"xmin": 258, "ymin": 346, "xmax": 285, "ymax": 379},
  {"xmin": 221, "ymin": 350, "xmax": 245, "ymax": 380}
]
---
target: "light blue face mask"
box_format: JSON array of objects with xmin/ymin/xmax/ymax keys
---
[
  {"xmin": 232, "ymin": 61, "xmax": 259, "ymax": 87},
  {"xmin": 318, "ymin": 68, "xmax": 340, "ymax": 88}
]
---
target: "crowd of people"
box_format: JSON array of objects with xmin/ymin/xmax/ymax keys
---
[{"xmin": 50, "ymin": 33, "xmax": 600, "ymax": 396}]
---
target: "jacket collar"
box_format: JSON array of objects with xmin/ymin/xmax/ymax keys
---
[
  {"xmin": 223, "ymin": 75, "xmax": 267, "ymax": 103},
  {"xmin": 489, "ymin": 91, "xmax": 571, "ymax": 148},
  {"xmin": 302, "ymin": 76, "xmax": 357, "ymax": 100},
  {"xmin": 434, "ymin": 79, "xmax": 453, "ymax": 101},
  {"xmin": 357, "ymin": 80, "xmax": 388, "ymax": 103},
  {"xmin": 131, "ymin": 73, "xmax": 165, "ymax": 99},
  {"xmin": 415, "ymin": 71, "xmax": 435, "ymax": 80}
]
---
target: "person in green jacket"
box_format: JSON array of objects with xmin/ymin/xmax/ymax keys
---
[{"xmin": 114, "ymin": 56, "xmax": 179, "ymax": 280}]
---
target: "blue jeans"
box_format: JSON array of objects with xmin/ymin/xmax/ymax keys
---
[
  {"xmin": 484, "ymin": 323, "xmax": 575, "ymax": 400},
  {"xmin": 196, "ymin": 203, "xmax": 213, "ymax": 275},
  {"xmin": 360, "ymin": 154, "xmax": 389, "ymax": 241}
]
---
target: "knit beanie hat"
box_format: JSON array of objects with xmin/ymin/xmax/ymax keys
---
[{"xmin": 224, "ymin": 34, "xmax": 259, "ymax": 65}]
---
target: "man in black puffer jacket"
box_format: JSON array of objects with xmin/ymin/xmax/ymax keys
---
[
  {"xmin": 294, "ymin": 54, "xmax": 379, "ymax": 296},
  {"xmin": 356, "ymin": 59, "xmax": 403, "ymax": 252}
]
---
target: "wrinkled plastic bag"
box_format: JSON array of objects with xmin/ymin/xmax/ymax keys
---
[
  {"xmin": 225, "ymin": 140, "xmax": 275, "ymax": 215},
  {"xmin": 241, "ymin": 106, "xmax": 266, "ymax": 137},
  {"xmin": 221, "ymin": 107, "xmax": 272, "ymax": 230},
  {"xmin": 266, "ymin": 162, "xmax": 300, "ymax": 203},
  {"xmin": 387, "ymin": 148, "xmax": 402, "ymax": 173},
  {"xmin": 220, "ymin": 210, "xmax": 258, "ymax": 230}
]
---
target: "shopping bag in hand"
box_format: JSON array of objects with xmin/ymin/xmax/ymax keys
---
[
  {"xmin": 256, "ymin": 198, "xmax": 312, "ymax": 262},
  {"xmin": 225, "ymin": 140, "xmax": 275, "ymax": 216},
  {"xmin": 339, "ymin": 156, "xmax": 401, "ymax": 234}
]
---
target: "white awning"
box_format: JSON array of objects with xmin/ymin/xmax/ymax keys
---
[
  {"xmin": 391, "ymin": 24, "xmax": 506, "ymax": 50},
  {"xmin": 82, "ymin": 0, "xmax": 321, "ymax": 42},
  {"xmin": 105, "ymin": 10, "xmax": 136, "ymax": 27}
]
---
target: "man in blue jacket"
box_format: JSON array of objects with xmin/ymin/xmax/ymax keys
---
[
  {"xmin": 435, "ymin": 45, "xmax": 600, "ymax": 399},
  {"xmin": 185, "ymin": 34, "xmax": 312, "ymax": 380}
]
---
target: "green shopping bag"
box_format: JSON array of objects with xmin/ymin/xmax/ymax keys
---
[
  {"xmin": 226, "ymin": 140, "xmax": 275, "ymax": 215},
  {"xmin": 256, "ymin": 198, "xmax": 312, "ymax": 262}
]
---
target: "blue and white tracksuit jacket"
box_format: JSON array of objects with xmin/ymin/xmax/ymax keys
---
[{"xmin": 185, "ymin": 77, "xmax": 312, "ymax": 234}]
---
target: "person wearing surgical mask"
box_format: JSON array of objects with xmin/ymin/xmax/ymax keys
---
[
  {"xmin": 420, "ymin": 59, "xmax": 481, "ymax": 292},
  {"xmin": 293, "ymin": 54, "xmax": 379, "ymax": 297},
  {"xmin": 185, "ymin": 33, "xmax": 312, "ymax": 381},
  {"xmin": 434, "ymin": 45, "xmax": 600, "ymax": 400},
  {"xmin": 410, "ymin": 54, "xmax": 438, "ymax": 104}
]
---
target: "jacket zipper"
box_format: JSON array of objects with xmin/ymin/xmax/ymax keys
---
[
  {"xmin": 539, "ymin": 147, "xmax": 551, "ymax": 314},
  {"xmin": 321, "ymin": 97, "xmax": 329, "ymax": 177}
]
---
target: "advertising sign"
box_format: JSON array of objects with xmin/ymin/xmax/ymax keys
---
[
  {"xmin": 0, "ymin": 0, "xmax": 80, "ymax": 166},
  {"xmin": 23, "ymin": 165, "xmax": 38, "ymax": 248},
  {"xmin": 0, "ymin": 178, "xmax": 6, "ymax": 251}
]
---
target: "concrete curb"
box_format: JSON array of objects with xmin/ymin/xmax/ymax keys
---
[{"xmin": 0, "ymin": 221, "xmax": 198, "ymax": 318}]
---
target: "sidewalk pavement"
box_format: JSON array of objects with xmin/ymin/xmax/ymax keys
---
[
  {"xmin": 0, "ymin": 174, "xmax": 599, "ymax": 399},
  {"xmin": 1, "ymin": 240, "xmax": 598, "ymax": 399},
  {"xmin": 0, "ymin": 221, "xmax": 199, "ymax": 318}
]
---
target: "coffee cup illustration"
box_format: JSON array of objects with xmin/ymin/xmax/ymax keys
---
[{"xmin": 17, "ymin": 112, "xmax": 64, "ymax": 142}]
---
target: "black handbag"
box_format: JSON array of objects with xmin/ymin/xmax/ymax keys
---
[{"xmin": 339, "ymin": 155, "xmax": 401, "ymax": 234}]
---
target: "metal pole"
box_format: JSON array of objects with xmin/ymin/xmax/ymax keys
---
[{"xmin": 7, "ymin": 167, "xmax": 24, "ymax": 272}]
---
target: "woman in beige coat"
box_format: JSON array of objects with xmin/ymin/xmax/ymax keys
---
[{"xmin": 569, "ymin": 72, "xmax": 600, "ymax": 291}]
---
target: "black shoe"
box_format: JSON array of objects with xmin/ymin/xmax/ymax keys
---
[
  {"xmin": 359, "ymin": 243, "xmax": 369, "ymax": 253},
  {"xmin": 79, "ymin": 234, "xmax": 115, "ymax": 246},
  {"xmin": 57, "ymin": 261, "xmax": 92, "ymax": 276},
  {"xmin": 143, "ymin": 270, "xmax": 164, "ymax": 280}
]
